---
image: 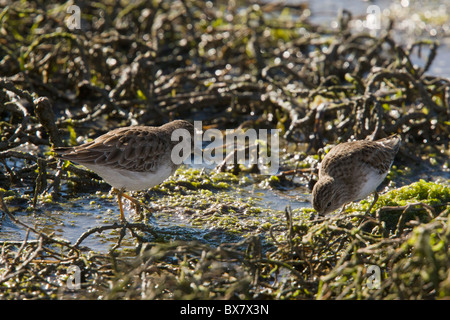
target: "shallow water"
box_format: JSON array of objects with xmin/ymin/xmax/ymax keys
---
[
  {"xmin": 1, "ymin": 159, "xmax": 312, "ymax": 253},
  {"xmin": 305, "ymin": 0, "xmax": 450, "ymax": 78}
]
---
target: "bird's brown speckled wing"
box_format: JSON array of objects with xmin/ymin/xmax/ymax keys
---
[
  {"xmin": 320, "ymin": 136, "xmax": 401, "ymax": 178},
  {"xmin": 55, "ymin": 126, "xmax": 173, "ymax": 172}
]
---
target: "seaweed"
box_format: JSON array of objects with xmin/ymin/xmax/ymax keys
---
[{"xmin": 0, "ymin": 0, "xmax": 449, "ymax": 300}]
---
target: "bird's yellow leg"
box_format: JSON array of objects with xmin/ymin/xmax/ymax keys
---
[
  {"xmin": 357, "ymin": 192, "xmax": 380, "ymax": 227},
  {"xmin": 113, "ymin": 188, "xmax": 127, "ymax": 222},
  {"xmin": 121, "ymin": 193, "xmax": 142, "ymax": 207},
  {"xmin": 120, "ymin": 191, "xmax": 155, "ymax": 220},
  {"xmin": 365, "ymin": 191, "xmax": 379, "ymax": 215}
]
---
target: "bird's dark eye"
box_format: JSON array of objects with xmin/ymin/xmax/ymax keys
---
[{"xmin": 327, "ymin": 202, "xmax": 332, "ymax": 208}]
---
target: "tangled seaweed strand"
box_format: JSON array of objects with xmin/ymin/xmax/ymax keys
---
[
  {"xmin": 2, "ymin": 194, "xmax": 448, "ymax": 300},
  {"xmin": 266, "ymin": 204, "xmax": 450, "ymax": 299},
  {"xmin": 0, "ymin": 1, "xmax": 449, "ymax": 300}
]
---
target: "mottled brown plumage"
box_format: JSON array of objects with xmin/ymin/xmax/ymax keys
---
[
  {"xmin": 312, "ymin": 135, "xmax": 401, "ymax": 216},
  {"xmin": 55, "ymin": 120, "xmax": 194, "ymax": 221},
  {"xmin": 57, "ymin": 126, "xmax": 177, "ymax": 172}
]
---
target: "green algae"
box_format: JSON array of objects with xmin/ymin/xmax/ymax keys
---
[
  {"xmin": 357, "ymin": 179, "xmax": 450, "ymax": 210},
  {"xmin": 384, "ymin": 180, "xmax": 450, "ymax": 206},
  {"xmin": 143, "ymin": 167, "xmax": 282, "ymax": 236},
  {"xmin": 150, "ymin": 167, "xmax": 239, "ymax": 195}
]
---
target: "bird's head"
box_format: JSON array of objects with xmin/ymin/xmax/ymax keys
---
[
  {"xmin": 165, "ymin": 120, "xmax": 194, "ymax": 136},
  {"xmin": 311, "ymin": 176, "xmax": 347, "ymax": 216}
]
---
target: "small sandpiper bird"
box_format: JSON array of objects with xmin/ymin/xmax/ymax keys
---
[
  {"xmin": 312, "ymin": 135, "xmax": 401, "ymax": 216},
  {"xmin": 54, "ymin": 120, "xmax": 194, "ymax": 222}
]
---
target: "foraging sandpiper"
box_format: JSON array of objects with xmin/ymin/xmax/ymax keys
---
[
  {"xmin": 55, "ymin": 120, "xmax": 194, "ymax": 221},
  {"xmin": 312, "ymin": 135, "xmax": 401, "ymax": 216}
]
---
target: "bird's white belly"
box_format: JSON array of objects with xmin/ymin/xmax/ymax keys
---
[
  {"xmin": 354, "ymin": 170, "xmax": 388, "ymax": 200},
  {"xmin": 84, "ymin": 163, "xmax": 174, "ymax": 191}
]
